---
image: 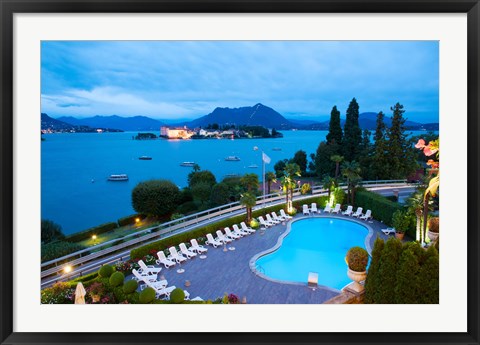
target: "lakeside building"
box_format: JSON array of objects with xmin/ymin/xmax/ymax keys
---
[{"xmin": 160, "ymin": 126, "xmax": 195, "ymax": 139}]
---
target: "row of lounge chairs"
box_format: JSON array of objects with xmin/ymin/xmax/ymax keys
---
[
  {"xmin": 205, "ymin": 222, "xmax": 256, "ymax": 247},
  {"xmin": 302, "ymin": 203, "xmax": 373, "ymax": 221},
  {"xmin": 153, "ymin": 239, "xmax": 208, "ymax": 269},
  {"xmin": 132, "ymin": 265, "xmax": 190, "ymax": 300},
  {"xmin": 258, "ymin": 210, "xmax": 293, "ymax": 228}
]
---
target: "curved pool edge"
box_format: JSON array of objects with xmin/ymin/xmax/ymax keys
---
[{"xmin": 249, "ymin": 214, "xmax": 375, "ymax": 293}]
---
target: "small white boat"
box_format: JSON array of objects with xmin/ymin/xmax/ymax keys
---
[
  {"xmin": 248, "ymin": 164, "xmax": 259, "ymax": 168},
  {"xmin": 272, "ymin": 147, "xmax": 282, "ymax": 151},
  {"xmin": 225, "ymin": 156, "xmax": 241, "ymax": 161},
  {"xmin": 107, "ymin": 174, "xmax": 129, "ymax": 181},
  {"xmin": 139, "ymin": 156, "xmax": 152, "ymax": 160},
  {"xmin": 180, "ymin": 162, "xmax": 196, "ymax": 167}
]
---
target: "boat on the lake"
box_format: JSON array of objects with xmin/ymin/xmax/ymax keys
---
[
  {"xmin": 225, "ymin": 156, "xmax": 241, "ymax": 161},
  {"xmin": 272, "ymin": 147, "xmax": 282, "ymax": 151},
  {"xmin": 108, "ymin": 174, "xmax": 129, "ymax": 181},
  {"xmin": 180, "ymin": 162, "xmax": 196, "ymax": 167},
  {"xmin": 248, "ymin": 164, "xmax": 259, "ymax": 168},
  {"xmin": 139, "ymin": 156, "xmax": 152, "ymax": 160}
]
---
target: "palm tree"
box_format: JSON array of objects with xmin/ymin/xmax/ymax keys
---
[
  {"xmin": 240, "ymin": 192, "xmax": 257, "ymax": 223},
  {"xmin": 281, "ymin": 163, "xmax": 301, "ymax": 212},
  {"xmin": 406, "ymin": 191, "xmax": 426, "ymax": 244},
  {"xmin": 331, "ymin": 155, "xmax": 344, "ymax": 179},
  {"xmin": 265, "ymin": 171, "xmax": 276, "ymax": 194},
  {"xmin": 322, "ymin": 175, "xmax": 336, "ymax": 199},
  {"xmin": 341, "ymin": 161, "xmax": 361, "ymax": 205},
  {"xmin": 240, "ymin": 173, "xmax": 259, "ymax": 193}
]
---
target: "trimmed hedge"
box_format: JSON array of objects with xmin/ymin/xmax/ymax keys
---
[
  {"xmin": 41, "ymin": 241, "xmax": 86, "ymax": 263},
  {"xmin": 118, "ymin": 214, "xmax": 145, "ymax": 227},
  {"xmin": 109, "ymin": 272, "xmax": 125, "ymax": 287},
  {"xmin": 130, "ymin": 198, "xmax": 327, "ymax": 260},
  {"xmin": 355, "ymin": 190, "xmax": 403, "ymax": 226},
  {"xmin": 98, "ymin": 265, "xmax": 115, "ymax": 278},
  {"xmin": 139, "ymin": 287, "xmax": 156, "ymax": 303},
  {"xmin": 65, "ymin": 222, "xmax": 119, "ymax": 243}
]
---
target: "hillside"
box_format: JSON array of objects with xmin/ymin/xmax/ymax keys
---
[
  {"xmin": 41, "ymin": 113, "xmax": 123, "ymax": 133},
  {"xmin": 187, "ymin": 103, "xmax": 294, "ymax": 129},
  {"xmin": 57, "ymin": 115, "xmax": 164, "ymax": 131}
]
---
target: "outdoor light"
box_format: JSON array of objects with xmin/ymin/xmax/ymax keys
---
[
  {"xmin": 92, "ymin": 235, "xmax": 97, "ymax": 240},
  {"xmin": 64, "ymin": 265, "xmax": 73, "ymax": 274},
  {"xmin": 135, "ymin": 218, "xmax": 140, "ymax": 223}
]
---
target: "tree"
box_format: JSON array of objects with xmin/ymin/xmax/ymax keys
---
[
  {"xmin": 273, "ymin": 159, "xmax": 288, "ymax": 177},
  {"xmin": 394, "ymin": 248, "xmax": 420, "ymax": 304},
  {"xmin": 341, "ymin": 160, "xmax": 362, "ymax": 205},
  {"xmin": 375, "ymin": 237, "xmax": 403, "ymax": 304},
  {"xmin": 188, "ymin": 170, "xmax": 217, "ymax": 188},
  {"xmin": 364, "ymin": 237, "xmax": 385, "ymax": 303},
  {"xmin": 41, "ymin": 219, "xmax": 65, "ymax": 244},
  {"xmin": 326, "ymin": 105, "xmax": 343, "ymax": 145},
  {"xmin": 240, "ymin": 192, "xmax": 257, "ymax": 223},
  {"xmin": 314, "ymin": 141, "xmax": 338, "ymax": 177},
  {"xmin": 371, "ymin": 111, "xmax": 389, "ymax": 179},
  {"xmin": 265, "ymin": 171, "xmax": 277, "ymax": 194},
  {"xmin": 240, "ymin": 173, "xmax": 259, "ymax": 193},
  {"xmin": 191, "ymin": 182, "xmax": 213, "ymax": 207},
  {"xmin": 321, "ymin": 175, "xmax": 336, "ymax": 199},
  {"xmin": 342, "ymin": 98, "xmax": 362, "ymax": 161},
  {"xmin": 209, "ymin": 182, "xmax": 231, "ymax": 206},
  {"xmin": 385, "ymin": 103, "xmax": 417, "ymax": 179},
  {"xmin": 359, "ymin": 129, "xmax": 373, "ymax": 178},
  {"xmin": 417, "ymin": 246, "xmax": 439, "ymax": 303},
  {"xmin": 330, "ymin": 155, "xmax": 344, "ymax": 179},
  {"xmin": 280, "ymin": 163, "xmax": 301, "ymax": 212},
  {"xmin": 291, "ymin": 150, "xmax": 308, "ymax": 174},
  {"xmin": 132, "ymin": 180, "xmax": 181, "ymax": 217}
]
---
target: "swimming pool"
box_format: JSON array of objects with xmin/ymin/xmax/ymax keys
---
[{"xmin": 253, "ymin": 217, "xmax": 370, "ymax": 290}]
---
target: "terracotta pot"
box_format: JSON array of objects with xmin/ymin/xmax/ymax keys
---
[
  {"xmin": 347, "ymin": 268, "xmax": 367, "ymax": 293},
  {"xmin": 91, "ymin": 295, "xmax": 101, "ymax": 303},
  {"xmin": 395, "ymin": 232, "xmax": 405, "ymax": 240},
  {"xmin": 427, "ymin": 230, "xmax": 439, "ymax": 242}
]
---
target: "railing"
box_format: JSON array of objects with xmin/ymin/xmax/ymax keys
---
[{"xmin": 41, "ymin": 179, "xmax": 410, "ymax": 284}]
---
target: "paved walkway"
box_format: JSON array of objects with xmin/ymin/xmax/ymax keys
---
[{"xmin": 127, "ymin": 212, "xmax": 394, "ymax": 304}]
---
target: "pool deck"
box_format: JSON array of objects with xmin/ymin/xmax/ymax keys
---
[{"xmin": 127, "ymin": 213, "xmax": 394, "ymax": 304}]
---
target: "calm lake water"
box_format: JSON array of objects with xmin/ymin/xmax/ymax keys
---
[{"xmin": 41, "ymin": 130, "xmax": 432, "ymax": 235}]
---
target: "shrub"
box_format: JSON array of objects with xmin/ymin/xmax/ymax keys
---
[
  {"xmin": 394, "ymin": 247, "xmax": 420, "ymax": 304},
  {"xmin": 346, "ymin": 247, "xmax": 369, "ymax": 272},
  {"xmin": 300, "ymin": 183, "xmax": 311, "ymax": 195},
  {"xmin": 117, "ymin": 214, "xmax": 145, "ymax": 227},
  {"xmin": 98, "ymin": 265, "xmax": 114, "ymax": 278},
  {"xmin": 139, "ymin": 287, "xmax": 156, "ymax": 304},
  {"xmin": 132, "ymin": 179, "xmax": 181, "ymax": 217},
  {"xmin": 375, "ymin": 237, "xmax": 403, "ymax": 303},
  {"xmin": 170, "ymin": 288, "xmax": 185, "ymax": 304},
  {"xmin": 428, "ymin": 217, "xmax": 439, "ymax": 233},
  {"xmin": 364, "ymin": 237, "xmax": 385, "ymax": 303},
  {"xmin": 109, "ymin": 271, "xmax": 125, "ymax": 287},
  {"xmin": 64, "ymin": 222, "xmax": 119, "ymax": 243},
  {"xmin": 417, "ymin": 246, "xmax": 439, "ymax": 303},
  {"xmin": 41, "ymin": 241, "xmax": 86, "ymax": 263},
  {"xmin": 392, "ymin": 210, "xmax": 411, "ymax": 234},
  {"xmin": 355, "ymin": 190, "xmax": 404, "ymax": 226},
  {"xmin": 123, "ymin": 279, "xmax": 138, "ymax": 294},
  {"xmin": 41, "ymin": 219, "xmax": 65, "ymax": 244},
  {"xmin": 69, "ymin": 272, "xmax": 98, "ymax": 284},
  {"xmin": 228, "ymin": 293, "xmax": 240, "ymax": 304},
  {"xmin": 332, "ymin": 187, "xmax": 345, "ymax": 206},
  {"xmin": 41, "ymin": 282, "xmax": 75, "ymax": 304}
]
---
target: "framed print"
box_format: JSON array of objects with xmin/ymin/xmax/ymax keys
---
[{"xmin": 1, "ymin": 1, "xmax": 479, "ymax": 344}]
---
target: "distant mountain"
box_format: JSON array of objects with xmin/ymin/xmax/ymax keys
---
[
  {"xmin": 57, "ymin": 115, "xmax": 164, "ymax": 131},
  {"xmin": 187, "ymin": 103, "xmax": 294, "ymax": 129},
  {"xmin": 41, "ymin": 113, "xmax": 123, "ymax": 133}
]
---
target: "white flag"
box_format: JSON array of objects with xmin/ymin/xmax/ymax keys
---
[{"xmin": 262, "ymin": 152, "xmax": 271, "ymax": 164}]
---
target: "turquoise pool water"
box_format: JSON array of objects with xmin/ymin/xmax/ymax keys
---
[{"xmin": 254, "ymin": 217, "xmax": 369, "ymax": 290}]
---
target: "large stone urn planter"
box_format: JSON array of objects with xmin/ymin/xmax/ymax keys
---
[
  {"xmin": 427, "ymin": 230, "xmax": 439, "ymax": 242},
  {"xmin": 347, "ymin": 268, "xmax": 367, "ymax": 293}
]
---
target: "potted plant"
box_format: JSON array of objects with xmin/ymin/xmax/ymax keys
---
[
  {"xmin": 88, "ymin": 281, "xmax": 104, "ymax": 303},
  {"xmin": 392, "ymin": 210, "xmax": 409, "ymax": 240},
  {"xmin": 345, "ymin": 246, "xmax": 369, "ymax": 292},
  {"xmin": 427, "ymin": 217, "xmax": 439, "ymax": 242}
]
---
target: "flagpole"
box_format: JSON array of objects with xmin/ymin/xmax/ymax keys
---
[{"xmin": 262, "ymin": 150, "xmax": 266, "ymax": 208}]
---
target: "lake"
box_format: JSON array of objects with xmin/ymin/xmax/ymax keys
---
[{"xmin": 41, "ymin": 130, "xmax": 432, "ymax": 234}]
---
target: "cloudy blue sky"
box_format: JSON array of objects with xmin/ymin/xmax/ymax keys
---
[{"xmin": 41, "ymin": 41, "xmax": 439, "ymax": 123}]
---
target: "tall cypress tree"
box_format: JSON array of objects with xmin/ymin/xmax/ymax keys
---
[
  {"xmin": 371, "ymin": 111, "xmax": 389, "ymax": 179},
  {"xmin": 326, "ymin": 105, "xmax": 343, "ymax": 146},
  {"xmin": 394, "ymin": 248, "xmax": 420, "ymax": 304},
  {"xmin": 343, "ymin": 98, "xmax": 362, "ymax": 161},
  {"xmin": 364, "ymin": 237, "xmax": 385, "ymax": 304},
  {"xmin": 386, "ymin": 103, "xmax": 417, "ymax": 179},
  {"xmin": 376, "ymin": 237, "xmax": 402, "ymax": 304}
]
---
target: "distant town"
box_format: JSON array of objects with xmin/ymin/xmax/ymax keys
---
[{"xmin": 159, "ymin": 125, "xmax": 283, "ymax": 140}]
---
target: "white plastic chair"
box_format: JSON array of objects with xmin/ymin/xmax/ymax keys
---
[
  {"xmin": 190, "ymin": 239, "xmax": 208, "ymax": 253},
  {"xmin": 179, "ymin": 242, "xmax": 197, "ymax": 258},
  {"xmin": 156, "ymin": 251, "xmax": 175, "ymax": 268},
  {"xmin": 205, "ymin": 233, "xmax": 223, "ymax": 247}
]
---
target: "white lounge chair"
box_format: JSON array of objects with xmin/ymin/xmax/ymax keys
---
[
  {"xmin": 156, "ymin": 251, "xmax": 176, "ymax": 268},
  {"xmin": 310, "ymin": 203, "xmax": 320, "ymax": 214},
  {"xmin": 241, "ymin": 222, "xmax": 256, "ymax": 233},
  {"xmin": 302, "ymin": 204, "xmax": 310, "ymax": 215},
  {"xmin": 138, "ymin": 260, "xmax": 162, "ymax": 276},
  {"xmin": 352, "ymin": 207, "xmax": 363, "ymax": 218},
  {"xmin": 272, "ymin": 211, "xmax": 285, "ymax": 222},
  {"xmin": 205, "ymin": 233, "xmax": 223, "ymax": 247},
  {"xmin": 360, "ymin": 209, "xmax": 372, "ymax": 221},
  {"xmin": 215, "ymin": 230, "xmax": 233, "ymax": 243},
  {"xmin": 132, "ymin": 268, "xmax": 158, "ymax": 283},
  {"xmin": 323, "ymin": 204, "xmax": 332, "ymax": 213},
  {"xmin": 266, "ymin": 214, "xmax": 280, "ymax": 224},
  {"xmin": 224, "ymin": 227, "xmax": 241, "ymax": 239},
  {"xmin": 190, "ymin": 239, "xmax": 208, "ymax": 254},
  {"xmin": 143, "ymin": 281, "xmax": 176, "ymax": 300},
  {"xmin": 258, "ymin": 216, "xmax": 273, "ymax": 228},
  {"xmin": 168, "ymin": 246, "xmax": 187, "ymax": 264},
  {"xmin": 381, "ymin": 227, "xmax": 396, "ymax": 235},
  {"xmin": 331, "ymin": 204, "xmax": 341, "ymax": 214},
  {"xmin": 233, "ymin": 224, "xmax": 249, "ymax": 236},
  {"xmin": 280, "ymin": 209, "xmax": 293, "ymax": 220},
  {"xmin": 342, "ymin": 205, "xmax": 353, "ymax": 216},
  {"xmin": 179, "ymin": 242, "xmax": 197, "ymax": 258}
]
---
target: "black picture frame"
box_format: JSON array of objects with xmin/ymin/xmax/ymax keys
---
[{"xmin": 1, "ymin": 1, "xmax": 479, "ymax": 344}]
